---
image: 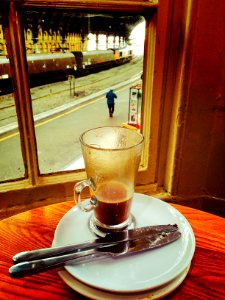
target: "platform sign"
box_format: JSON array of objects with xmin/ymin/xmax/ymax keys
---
[{"xmin": 128, "ymin": 84, "xmax": 142, "ymax": 128}]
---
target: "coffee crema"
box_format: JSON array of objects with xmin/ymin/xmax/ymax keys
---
[{"xmin": 93, "ymin": 181, "xmax": 132, "ymax": 225}]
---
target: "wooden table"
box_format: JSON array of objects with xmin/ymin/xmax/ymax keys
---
[{"xmin": 0, "ymin": 201, "xmax": 225, "ymax": 300}]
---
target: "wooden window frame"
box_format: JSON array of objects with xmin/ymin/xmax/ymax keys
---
[{"xmin": 0, "ymin": 0, "xmax": 189, "ymax": 218}]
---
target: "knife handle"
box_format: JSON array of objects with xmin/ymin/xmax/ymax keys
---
[
  {"xmin": 9, "ymin": 249, "xmax": 105, "ymax": 278},
  {"xmin": 12, "ymin": 241, "xmax": 103, "ymax": 264}
]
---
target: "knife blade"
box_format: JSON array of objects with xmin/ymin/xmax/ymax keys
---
[
  {"xmin": 12, "ymin": 224, "xmax": 178, "ymax": 264},
  {"xmin": 9, "ymin": 231, "xmax": 181, "ymax": 278}
]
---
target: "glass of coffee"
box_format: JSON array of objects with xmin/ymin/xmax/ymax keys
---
[{"xmin": 74, "ymin": 126, "xmax": 144, "ymax": 235}]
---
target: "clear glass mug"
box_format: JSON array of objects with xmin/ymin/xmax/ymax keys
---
[{"xmin": 74, "ymin": 126, "xmax": 144, "ymax": 234}]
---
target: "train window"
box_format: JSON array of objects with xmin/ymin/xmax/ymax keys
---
[{"xmin": 21, "ymin": 10, "xmax": 145, "ymax": 174}]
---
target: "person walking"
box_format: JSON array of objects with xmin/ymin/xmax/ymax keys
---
[{"xmin": 106, "ymin": 89, "xmax": 117, "ymax": 117}]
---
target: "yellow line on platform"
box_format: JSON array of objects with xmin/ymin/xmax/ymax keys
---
[
  {"xmin": 0, "ymin": 96, "xmax": 104, "ymax": 142},
  {"xmin": 0, "ymin": 132, "xmax": 19, "ymax": 142},
  {"xmin": 0, "ymin": 84, "xmax": 129, "ymax": 142}
]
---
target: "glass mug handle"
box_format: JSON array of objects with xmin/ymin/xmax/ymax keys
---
[{"xmin": 74, "ymin": 178, "xmax": 97, "ymax": 212}]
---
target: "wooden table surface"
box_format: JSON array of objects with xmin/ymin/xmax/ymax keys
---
[{"xmin": 0, "ymin": 200, "xmax": 225, "ymax": 300}]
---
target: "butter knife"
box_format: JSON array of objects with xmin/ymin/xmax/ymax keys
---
[
  {"xmin": 9, "ymin": 231, "xmax": 181, "ymax": 278},
  {"xmin": 12, "ymin": 224, "xmax": 178, "ymax": 263}
]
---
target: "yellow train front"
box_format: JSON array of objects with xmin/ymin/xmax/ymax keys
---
[{"xmin": 111, "ymin": 47, "xmax": 133, "ymax": 64}]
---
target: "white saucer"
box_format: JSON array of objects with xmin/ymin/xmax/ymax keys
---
[
  {"xmin": 58, "ymin": 263, "xmax": 191, "ymax": 300},
  {"xmin": 52, "ymin": 193, "xmax": 195, "ymax": 293}
]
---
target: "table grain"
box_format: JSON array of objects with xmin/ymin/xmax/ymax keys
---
[{"xmin": 0, "ymin": 201, "xmax": 225, "ymax": 300}]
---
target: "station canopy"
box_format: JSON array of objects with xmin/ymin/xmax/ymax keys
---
[{"xmin": 21, "ymin": 10, "xmax": 144, "ymax": 42}]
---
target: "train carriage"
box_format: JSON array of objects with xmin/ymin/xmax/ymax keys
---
[
  {"xmin": 27, "ymin": 52, "xmax": 76, "ymax": 80},
  {"xmin": 72, "ymin": 50, "xmax": 114, "ymax": 73},
  {"xmin": 0, "ymin": 57, "xmax": 11, "ymax": 94},
  {"xmin": 0, "ymin": 57, "xmax": 10, "ymax": 80},
  {"xmin": 0, "ymin": 46, "xmax": 133, "ymax": 95}
]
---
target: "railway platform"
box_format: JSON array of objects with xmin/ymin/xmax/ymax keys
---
[{"xmin": 0, "ymin": 73, "xmax": 141, "ymax": 137}]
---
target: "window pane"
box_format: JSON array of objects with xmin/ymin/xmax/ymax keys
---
[
  {"xmin": 0, "ymin": 25, "xmax": 25, "ymax": 181},
  {"xmin": 22, "ymin": 10, "xmax": 145, "ymax": 174},
  {"xmin": 0, "ymin": 66, "xmax": 24, "ymax": 181}
]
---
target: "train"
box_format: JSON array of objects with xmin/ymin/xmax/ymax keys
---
[{"xmin": 0, "ymin": 47, "xmax": 133, "ymax": 95}]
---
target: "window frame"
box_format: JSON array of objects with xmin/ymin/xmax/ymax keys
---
[{"xmin": 0, "ymin": 0, "xmax": 174, "ymax": 218}]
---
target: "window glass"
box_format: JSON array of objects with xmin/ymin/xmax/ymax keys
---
[
  {"xmin": 0, "ymin": 14, "xmax": 25, "ymax": 182},
  {"xmin": 21, "ymin": 10, "xmax": 145, "ymax": 174}
]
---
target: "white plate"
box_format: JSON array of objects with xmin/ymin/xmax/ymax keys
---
[
  {"xmin": 58, "ymin": 263, "xmax": 191, "ymax": 300},
  {"xmin": 53, "ymin": 193, "xmax": 195, "ymax": 293}
]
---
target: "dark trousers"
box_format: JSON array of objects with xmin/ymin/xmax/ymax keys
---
[{"xmin": 108, "ymin": 103, "xmax": 114, "ymax": 115}]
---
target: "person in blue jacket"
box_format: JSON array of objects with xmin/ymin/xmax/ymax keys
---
[{"xmin": 106, "ymin": 89, "xmax": 117, "ymax": 117}]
